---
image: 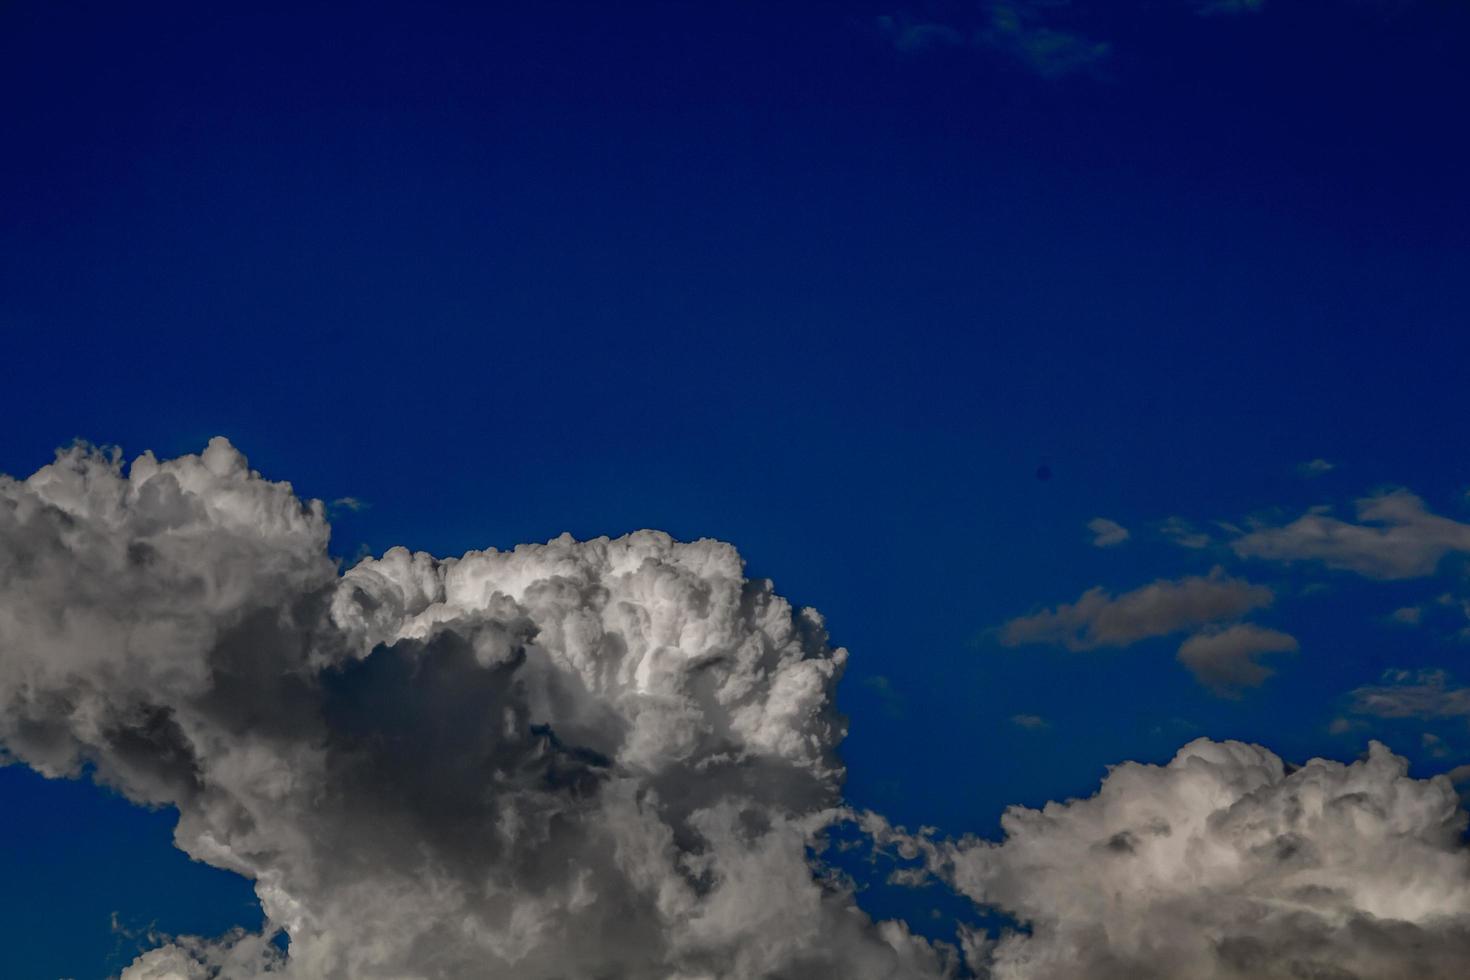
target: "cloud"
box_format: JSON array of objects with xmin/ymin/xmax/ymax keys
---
[
  {"xmin": 924, "ymin": 738, "xmax": 1470, "ymax": 978},
  {"xmin": 874, "ymin": 14, "xmax": 966, "ymax": 53},
  {"xmin": 1390, "ymin": 604, "xmax": 1425, "ymax": 625},
  {"xmin": 1010, "ymin": 713, "xmax": 1050, "ymax": 731},
  {"xmin": 1000, "ymin": 568, "xmax": 1273, "ymax": 651},
  {"xmin": 982, "ymin": 1, "xmax": 1111, "ymax": 79},
  {"xmin": 1232, "ymin": 489, "xmax": 1470, "ymax": 579},
  {"xmin": 1159, "ymin": 515, "xmax": 1212, "ymax": 549},
  {"xmin": 0, "ymin": 440, "xmax": 954, "ymax": 980},
  {"xmin": 1296, "ymin": 457, "xmax": 1336, "ymax": 478},
  {"xmin": 863, "ymin": 675, "xmax": 908, "ymax": 719},
  {"xmin": 1192, "ymin": 0, "xmax": 1266, "ymax": 15},
  {"xmin": 1348, "ymin": 669, "xmax": 1470, "ymax": 721},
  {"xmin": 1176, "ymin": 623, "xmax": 1298, "ymax": 697},
  {"xmin": 1086, "ymin": 517, "xmax": 1129, "ymax": 548},
  {"xmin": 877, "ymin": 2, "xmax": 1111, "ymax": 79}
]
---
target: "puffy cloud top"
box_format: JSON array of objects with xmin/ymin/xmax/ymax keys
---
[
  {"xmin": 931, "ymin": 738, "xmax": 1470, "ymax": 979},
  {"xmin": 0, "ymin": 440, "xmax": 947, "ymax": 980}
]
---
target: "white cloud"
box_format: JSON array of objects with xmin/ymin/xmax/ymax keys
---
[
  {"xmin": 1010, "ymin": 713, "xmax": 1050, "ymax": 731},
  {"xmin": 1086, "ymin": 517, "xmax": 1129, "ymax": 548},
  {"xmin": 1000, "ymin": 568, "xmax": 1273, "ymax": 651},
  {"xmin": 0, "ymin": 440, "xmax": 953, "ymax": 980},
  {"xmin": 1176, "ymin": 623, "xmax": 1298, "ymax": 697},
  {"xmin": 925, "ymin": 739, "xmax": 1470, "ymax": 978},
  {"xmin": 1232, "ymin": 489, "xmax": 1470, "ymax": 579}
]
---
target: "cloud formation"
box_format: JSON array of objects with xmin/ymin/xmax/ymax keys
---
[
  {"xmin": 1232, "ymin": 489, "xmax": 1470, "ymax": 579},
  {"xmin": 924, "ymin": 738, "xmax": 1470, "ymax": 978},
  {"xmin": 1086, "ymin": 517, "xmax": 1129, "ymax": 548},
  {"xmin": 1175, "ymin": 622, "xmax": 1298, "ymax": 697},
  {"xmin": 1297, "ymin": 457, "xmax": 1336, "ymax": 478},
  {"xmin": 877, "ymin": 2, "xmax": 1111, "ymax": 78},
  {"xmin": 1000, "ymin": 568, "xmax": 1272, "ymax": 651},
  {"xmin": 1348, "ymin": 669, "xmax": 1470, "ymax": 722},
  {"xmin": 0, "ymin": 440, "xmax": 950, "ymax": 979},
  {"xmin": 8, "ymin": 439, "xmax": 1470, "ymax": 979}
]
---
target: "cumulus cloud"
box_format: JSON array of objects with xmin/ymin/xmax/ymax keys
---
[
  {"xmin": 1086, "ymin": 517, "xmax": 1129, "ymax": 548},
  {"xmin": 1176, "ymin": 623, "xmax": 1298, "ymax": 697},
  {"xmin": 1000, "ymin": 568, "xmax": 1272, "ymax": 651},
  {"xmin": 13, "ymin": 438, "xmax": 1470, "ymax": 979},
  {"xmin": 921, "ymin": 738, "xmax": 1470, "ymax": 978},
  {"xmin": 0, "ymin": 440, "xmax": 952, "ymax": 980},
  {"xmin": 1232, "ymin": 489, "xmax": 1470, "ymax": 579}
]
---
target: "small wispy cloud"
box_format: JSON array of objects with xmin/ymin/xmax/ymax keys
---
[
  {"xmin": 1232, "ymin": 489, "xmax": 1470, "ymax": 580},
  {"xmin": 1191, "ymin": 0, "xmax": 1266, "ymax": 15},
  {"xmin": 1160, "ymin": 516, "xmax": 1212, "ymax": 549},
  {"xmin": 1011, "ymin": 713, "xmax": 1051, "ymax": 731},
  {"xmin": 863, "ymin": 674, "xmax": 908, "ymax": 718},
  {"xmin": 1001, "ymin": 568, "xmax": 1273, "ymax": 651},
  {"xmin": 877, "ymin": 1, "xmax": 1111, "ymax": 79},
  {"xmin": 1087, "ymin": 517, "xmax": 1130, "ymax": 548},
  {"xmin": 1348, "ymin": 668, "xmax": 1470, "ymax": 721},
  {"xmin": 1296, "ymin": 458, "xmax": 1336, "ymax": 478}
]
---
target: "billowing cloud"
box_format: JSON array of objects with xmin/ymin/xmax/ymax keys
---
[
  {"xmin": 1000, "ymin": 568, "xmax": 1273, "ymax": 651},
  {"xmin": 0, "ymin": 440, "xmax": 952, "ymax": 979},
  {"xmin": 1176, "ymin": 623, "xmax": 1298, "ymax": 697},
  {"xmin": 1086, "ymin": 517, "xmax": 1129, "ymax": 548},
  {"xmin": 922, "ymin": 739, "xmax": 1470, "ymax": 978},
  {"xmin": 1232, "ymin": 489, "xmax": 1470, "ymax": 579}
]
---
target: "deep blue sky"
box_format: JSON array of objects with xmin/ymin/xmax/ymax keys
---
[{"xmin": 3, "ymin": 1, "xmax": 1470, "ymax": 974}]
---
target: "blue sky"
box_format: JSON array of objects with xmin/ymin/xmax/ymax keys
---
[{"xmin": 3, "ymin": 1, "xmax": 1470, "ymax": 975}]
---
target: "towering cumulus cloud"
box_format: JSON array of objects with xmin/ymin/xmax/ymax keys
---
[
  {"xmin": 6, "ymin": 440, "xmax": 1470, "ymax": 979},
  {"xmin": 0, "ymin": 439, "xmax": 946, "ymax": 979}
]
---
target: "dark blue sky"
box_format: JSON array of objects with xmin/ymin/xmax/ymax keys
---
[{"xmin": 3, "ymin": 1, "xmax": 1470, "ymax": 974}]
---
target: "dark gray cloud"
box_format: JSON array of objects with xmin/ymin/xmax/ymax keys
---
[
  {"xmin": 1000, "ymin": 568, "xmax": 1273, "ymax": 651},
  {"xmin": 1176, "ymin": 622, "xmax": 1298, "ymax": 697}
]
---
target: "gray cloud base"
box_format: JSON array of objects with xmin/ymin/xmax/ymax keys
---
[{"xmin": 0, "ymin": 440, "xmax": 948, "ymax": 980}]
